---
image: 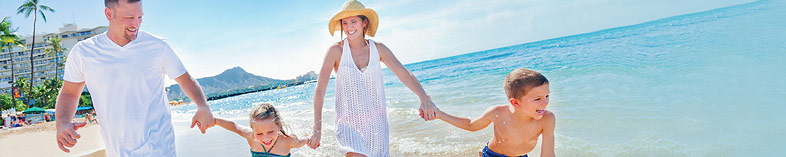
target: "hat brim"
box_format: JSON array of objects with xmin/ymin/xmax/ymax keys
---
[{"xmin": 329, "ymin": 9, "xmax": 378, "ymax": 37}]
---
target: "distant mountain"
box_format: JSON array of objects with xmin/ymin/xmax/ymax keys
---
[{"xmin": 166, "ymin": 67, "xmax": 283, "ymax": 100}]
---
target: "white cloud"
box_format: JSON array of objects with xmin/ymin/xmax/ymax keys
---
[{"xmin": 165, "ymin": 0, "xmax": 753, "ymax": 85}]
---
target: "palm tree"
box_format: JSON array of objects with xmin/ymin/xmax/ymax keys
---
[
  {"xmin": 13, "ymin": 77, "xmax": 30, "ymax": 106},
  {"xmin": 1, "ymin": 17, "xmax": 26, "ymax": 109},
  {"xmin": 17, "ymin": 0, "xmax": 55, "ymax": 107},
  {"xmin": 44, "ymin": 36, "xmax": 66, "ymax": 80}
]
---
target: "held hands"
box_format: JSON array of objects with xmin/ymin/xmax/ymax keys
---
[
  {"xmin": 190, "ymin": 107, "xmax": 215, "ymax": 134},
  {"xmin": 419, "ymin": 98, "xmax": 438, "ymax": 121},
  {"xmin": 56, "ymin": 122, "xmax": 87, "ymax": 153},
  {"xmin": 307, "ymin": 127, "xmax": 321, "ymax": 149}
]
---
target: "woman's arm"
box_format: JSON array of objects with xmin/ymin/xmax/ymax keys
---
[
  {"xmin": 309, "ymin": 44, "xmax": 342, "ymax": 149},
  {"xmin": 376, "ymin": 42, "xmax": 438, "ymax": 121},
  {"xmin": 213, "ymin": 118, "xmax": 252, "ymax": 139}
]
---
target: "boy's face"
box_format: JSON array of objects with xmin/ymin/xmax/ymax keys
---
[
  {"xmin": 250, "ymin": 118, "xmax": 280, "ymax": 148},
  {"xmin": 512, "ymin": 83, "xmax": 550, "ymax": 120}
]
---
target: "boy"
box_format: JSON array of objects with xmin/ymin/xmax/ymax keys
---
[{"xmin": 437, "ymin": 68, "xmax": 555, "ymax": 157}]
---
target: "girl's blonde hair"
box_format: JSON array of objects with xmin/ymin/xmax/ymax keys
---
[{"xmin": 249, "ymin": 103, "xmax": 290, "ymax": 137}]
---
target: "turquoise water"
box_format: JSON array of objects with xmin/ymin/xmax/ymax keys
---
[{"xmin": 171, "ymin": 0, "xmax": 786, "ymax": 156}]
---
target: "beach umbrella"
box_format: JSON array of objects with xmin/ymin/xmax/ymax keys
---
[
  {"xmin": 22, "ymin": 107, "xmax": 46, "ymax": 114},
  {"xmin": 76, "ymin": 106, "xmax": 94, "ymax": 111}
]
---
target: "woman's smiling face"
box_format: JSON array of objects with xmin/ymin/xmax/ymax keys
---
[{"xmin": 341, "ymin": 16, "xmax": 367, "ymax": 39}]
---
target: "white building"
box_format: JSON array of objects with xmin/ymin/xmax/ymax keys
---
[{"xmin": 0, "ymin": 23, "xmax": 107, "ymax": 94}]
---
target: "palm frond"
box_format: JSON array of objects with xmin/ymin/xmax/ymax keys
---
[
  {"xmin": 16, "ymin": 2, "xmax": 36, "ymax": 17},
  {"xmin": 39, "ymin": 5, "xmax": 55, "ymax": 12},
  {"xmin": 39, "ymin": 10, "xmax": 47, "ymax": 22}
]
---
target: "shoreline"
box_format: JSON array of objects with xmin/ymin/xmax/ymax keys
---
[{"xmin": 0, "ymin": 118, "xmax": 106, "ymax": 157}]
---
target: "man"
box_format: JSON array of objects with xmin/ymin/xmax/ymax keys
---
[{"xmin": 54, "ymin": 0, "xmax": 214, "ymax": 156}]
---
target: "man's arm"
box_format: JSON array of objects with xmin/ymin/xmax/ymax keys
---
[
  {"xmin": 175, "ymin": 72, "xmax": 214, "ymax": 134},
  {"xmin": 55, "ymin": 81, "xmax": 88, "ymax": 153}
]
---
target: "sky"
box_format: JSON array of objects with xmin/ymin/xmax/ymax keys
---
[{"xmin": 1, "ymin": 0, "xmax": 754, "ymax": 85}]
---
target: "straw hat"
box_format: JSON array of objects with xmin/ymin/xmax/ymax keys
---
[{"xmin": 329, "ymin": 0, "xmax": 379, "ymax": 37}]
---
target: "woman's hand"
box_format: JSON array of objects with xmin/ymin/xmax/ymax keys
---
[
  {"xmin": 419, "ymin": 98, "xmax": 438, "ymax": 121},
  {"xmin": 308, "ymin": 127, "xmax": 322, "ymax": 149}
]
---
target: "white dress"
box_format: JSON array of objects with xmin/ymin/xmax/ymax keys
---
[{"xmin": 334, "ymin": 39, "xmax": 389, "ymax": 156}]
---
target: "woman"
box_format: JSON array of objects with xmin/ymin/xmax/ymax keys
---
[{"xmin": 308, "ymin": 0, "xmax": 439, "ymax": 156}]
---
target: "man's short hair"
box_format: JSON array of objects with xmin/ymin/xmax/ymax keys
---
[
  {"xmin": 504, "ymin": 68, "xmax": 549, "ymax": 99},
  {"xmin": 105, "ymin": 0, "xmax": 141, "ymax": 8}
]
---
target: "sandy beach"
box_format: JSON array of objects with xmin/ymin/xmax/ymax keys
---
[{"xmin": 0, "ymin": 118, "xmax": 106, "ymax": 157}]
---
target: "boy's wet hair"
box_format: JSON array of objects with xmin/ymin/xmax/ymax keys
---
[
  {"xmin": 504, "ymin": 68, "xmax": 549, "ymax": 99},
  {"xmin": 249, "ymin": 103, "xmax": 290, "ymax": 137}
]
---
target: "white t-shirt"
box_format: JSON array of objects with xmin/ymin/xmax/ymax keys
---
[{"xmin": 64, "ymin": 31, "xmax": 186, "ymax": 156}]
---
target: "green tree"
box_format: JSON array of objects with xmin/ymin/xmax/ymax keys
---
[
  {"xmin": 0, "ymin": 94, "xmax": 10, "ymax": 110},
  {"xmin": 44, "ymin": 36, "xmax": 66, "ymax": 80},
  {"xmin": 16, "ymin": 101, "xmax": 27, "ymax": 112},
  {"xmin": 13, "ymin": 77, "xmax": 31, "ymax": 105},
  {"xmin": 1, "ymin": 94, "xmax": 22, "ymax": 110},
  {"xmin": 1, "ymin": 17, "xmax": 25, "ymax": 110},
  {"xmin": 17, "ymin": 0, "xmax": 55, "ymax": 106},
  {"xmin": 79, "ymin": 93, "xmax": 92, "ymax": 107},
  {"xmin": 32, "ymin": 84, "xmax": 45, "ymax": 107},
  {"xmin": 40, "ymin": 77, "xmax": 61, "ymax": 108}
]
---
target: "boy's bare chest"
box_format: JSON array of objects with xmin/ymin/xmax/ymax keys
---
[{"xmin": 492, "ymin": 117, "xmax": 541, "ymax": 149}]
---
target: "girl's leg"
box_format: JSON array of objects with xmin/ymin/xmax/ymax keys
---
[{"xmin": 345, "ymin": 152, "xmax": 367, "ymax": 157}]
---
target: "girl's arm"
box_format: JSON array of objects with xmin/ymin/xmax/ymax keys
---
[
  {"xmin": 436, "ymin": 106, "xmax": 497, "ymax": 131},
  {"xmin": 541, "ymin": 111, "xmax": 556, "ymax": 157},
  {"xmin": 289, "ymin": 135, "xmax": 309, "ymax": 149},
  {"xmin": 213, "ymin": 117, "xmax": 252, "ymax": 138},
  {"xmin": 309, "ymin": 44, "xmax": 342, "ymax": 149},
  {"xmin": 376, "ymin": 42, "xmax": 438, "ymax": 121}
]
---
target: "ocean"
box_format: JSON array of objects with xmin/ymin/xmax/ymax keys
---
[{"xmin": 170, "ymin": 0, "xmax": 786, "ymax": 156}]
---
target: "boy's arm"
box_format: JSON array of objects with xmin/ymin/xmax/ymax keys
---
[
  {"xmin": 213, "ymin": 118, "xmax": 253, "ymax": 138},
  {"xmin": 541, "ymin": 111, "xmax": 556, "ymax": 157},
  {"xmin": 436, "ymin": 106, "xmax": 496, "ymax": 131}
]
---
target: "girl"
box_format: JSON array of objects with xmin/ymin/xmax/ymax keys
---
[
  {"xmin": 309, "ymin": 0, "xmax": 439, "ymax": 156},
  {"xmin": 213, "ymin": 103, "xmax": 308, "ymax": 157}
]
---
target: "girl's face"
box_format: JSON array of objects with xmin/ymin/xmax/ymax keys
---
[
  {"xmin": 341, "ymin": 16, "xmax": 367, "ymax": 40},
  {"xmin": 250, "ymin": 118, "xmax": 281, "ymax": 147}
]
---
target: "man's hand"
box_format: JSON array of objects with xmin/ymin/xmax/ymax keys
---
[
  {"xmin": 190, "ymin": 107, "xmax": 214, "ymax": 134},
  {"xmin": 56, "ymin": 122, "xmax": 87, "ymax": 153},
  {"xmin": 419, "ymin": 99, "xmax": 438, "ymax": 121}
]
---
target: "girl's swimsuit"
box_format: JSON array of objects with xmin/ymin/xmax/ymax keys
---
[{"xmin": 251, "ymin": 138, "xmax": 290, "ymax": 157}]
